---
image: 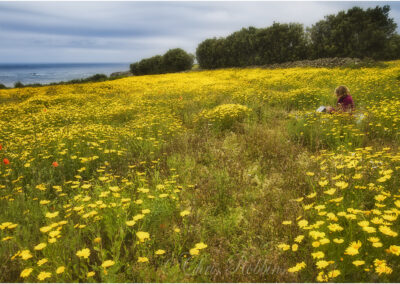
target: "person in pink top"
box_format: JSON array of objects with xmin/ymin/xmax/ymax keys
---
[{"xmin": 326, "ymin": 85, "xmax": 355, "ymax": 114}]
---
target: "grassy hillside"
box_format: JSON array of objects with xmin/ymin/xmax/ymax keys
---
[{"xmin": 1, "ymin": 60, "xmax": 400, "ymax": 282}]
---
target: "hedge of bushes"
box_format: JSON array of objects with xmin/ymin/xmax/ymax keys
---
[
  {"xmin": 196, "ymin": 5, "xmax": 400, "ymax": 69},
  {"xmin": 130, "ymin": 48, "xmax": 194, "ymax": 76}
]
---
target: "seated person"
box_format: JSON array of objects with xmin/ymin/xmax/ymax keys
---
[{"xmin": 326, "ymin": 85, "xmax": 355, "ymax": 114}]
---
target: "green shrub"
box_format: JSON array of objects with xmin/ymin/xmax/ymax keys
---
[
  {"xmin": 84, "ymin": 73, "xmax": 108, "ymax": 82},
  {"xmin": 130, "ymin": 49, "xmax": 193, "ymax": 76},
  {"xmin": 60, "ymin": 74, "xmax": 108, "ymax": 84},
  {"xmin": 130, "ymin": 62, "xmax": 140, "ymax": 75},
  {"xmin": 163, "ymin": 48, "xmax": 194, "ymax": 73},
  {"xmin": 196, "ymin": 38, "xmax": 228, "ymax": 69},
  {"xmin": 309, "ymin": 5, "xmax": 397, "ymax": 59},
  {"xmin": 14, "ymin": 81, "xmax": 24, "ymax": 88},
  {"xmin": 137, "ymin": 55, "xmax": 165, "ymax": 75},
  {"xmin": 196, "ymin": 24, "xmax": 309, "ymax": 69}
]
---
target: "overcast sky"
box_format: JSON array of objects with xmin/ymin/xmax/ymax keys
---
[{"xmin": 0, "ymin": 1, "xmax": 399, "ymax": 63}]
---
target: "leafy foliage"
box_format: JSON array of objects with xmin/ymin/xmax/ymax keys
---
[
  {"xmin": 14, "ymin": 81, "xmax": 24, "ymax": 88},
  {"xmin": 308, "ymin": 5, "xmax": 398, "ymax": 60},
  {"xmin": 130, "ymin": 49, "xmax": 193, "ymax": 75},
  {"xmin": 163, "ymin": 48, "xmax": 194, "ymax": 73},
  {"xmin": 197, "ymin": 5, "xmax": 400, "ymax": 69},
  {"xmin": 196, "ymin": 24, "xmax": 309, "ymax": 69}
]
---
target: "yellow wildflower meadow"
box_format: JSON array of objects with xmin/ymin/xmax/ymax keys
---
[{"xmin": 1, "ymin": 60, "xmax": 400, "ymax": 282}]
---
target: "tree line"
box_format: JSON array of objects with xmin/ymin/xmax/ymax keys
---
[
  {"xmin": 196, "ymin": 5, "xmax": 400, "ymax": 69},
  {"xmin": 130, "ymin": 5, "xmax": 399, "ymax": 74}
]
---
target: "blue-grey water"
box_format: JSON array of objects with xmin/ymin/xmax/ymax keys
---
[{"xmin": 0, "ymin": 63, "xmax": 130, "ymax": 87}]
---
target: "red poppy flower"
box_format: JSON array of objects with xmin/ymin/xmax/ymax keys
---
[
  {"xmin": 52, "ymin": 161, "xmax": 59, "ymax": 167},
  {"xmin": 0, "ymin": 144, "xmax": 2, "ymax": 150},
  {"xmin": 3, "ymin": 158, "xmax": 10, "ymax": 165}
]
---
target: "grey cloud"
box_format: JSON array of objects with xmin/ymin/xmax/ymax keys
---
[{"xmin": 0, "ymin": 1, "xmax": 399, "ymax": 63}]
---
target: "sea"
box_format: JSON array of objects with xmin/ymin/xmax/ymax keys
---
[{"xmin": 0, "ymin": 63, "xmax": 130, "ymax": 87}]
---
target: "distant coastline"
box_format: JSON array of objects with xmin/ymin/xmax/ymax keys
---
[{"xmin": 0, "ymin": 62, "xmax": 130, "ymax": 88}]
